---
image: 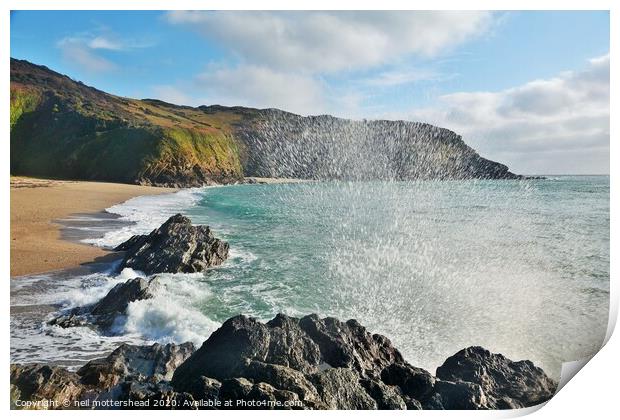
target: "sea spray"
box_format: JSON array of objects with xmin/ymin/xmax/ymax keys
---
[{"xmin": 10, "ymin": 177, "xmax": 609, "ymax": 379}]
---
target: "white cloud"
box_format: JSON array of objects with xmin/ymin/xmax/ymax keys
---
[
  {"xmin": 166, "ymin": 11, "xmax": 494, "ymax": 73},
  {"xmin": 57, "ymin": 32, "xmax": 154, "ymax": 72},
  {"xmin": 57, "ymin": 37, "xmax": 116, "ymax": 72},
  {"xmin": 360, "ymin": 68, "xmax": 440, "ymax": 87},
  {"xmin": 159, "ymin": 11, "xmax": 495, "ymax": 117},
  {"xmin": 87, "ymin": 36, "xmax": 124, "ymax": 51},
  {"xmin": 194, "ymin": 65, "xmax": 326, "ymax": 115},
  {"xmin": 408, "ymin": 54, "xmax": 610, "ymax": 174},
  {"xmin": 152, "ymin": 63, "xmax": 377, "ymax": 117}
]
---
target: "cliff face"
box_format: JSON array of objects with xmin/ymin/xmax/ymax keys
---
[
  {"xmin": 237, "ymin": 110, "xmax": 518, "ymax": 180},
  {"xmin": 10, "ymin": 59, "xmax": 244, "ymax": 186},
  {"xmin": 10, "ymin": 58, "xmax": 518, "ymax": 186}
]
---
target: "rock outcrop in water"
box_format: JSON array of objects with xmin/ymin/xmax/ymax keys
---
[
  {"xmin": 115, "ymin": 214, "xmax": 229, "ymax": 275},
  {"xmin": 48, "ymin": 277, "xmax": 159, "ymax": 330},
  {"xmin": 15, "ymin": 314, "xmax": 557, "ymax": 410},
  {"xmin": 11, "ymin": 58, "xmax": 521, "ymax": 186}
]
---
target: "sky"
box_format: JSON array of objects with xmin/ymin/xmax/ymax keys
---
[{"xmin": 10, "ymin": 10, "xmax": 609, "ymax": 175}]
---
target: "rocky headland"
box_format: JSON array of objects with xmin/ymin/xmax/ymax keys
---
[{"xmin": 11, "ymin": 58, "xmax": 522, "ymax": 186}]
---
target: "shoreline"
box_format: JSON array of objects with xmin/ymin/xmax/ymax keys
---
[
  {"xmin": 10, "ymin": 177, "xmax": 176, "ymax": 277},
  {"xmin": 10, "ymin": 176, "xmax": 309, "ymax": 277}
]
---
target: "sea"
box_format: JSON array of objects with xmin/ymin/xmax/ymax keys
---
[{"xmin": 10, "ymin": 176, "xmax": 610, "ymax": 379}]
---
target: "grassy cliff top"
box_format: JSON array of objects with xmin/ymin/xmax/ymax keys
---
[{"xmin": 10, "ymin": 58, "xmax": 257, "ymax": 134}]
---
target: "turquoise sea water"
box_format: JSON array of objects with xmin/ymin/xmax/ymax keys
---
[{"xmin": 10, "ymin": 176, "xmax": 610, "ymax": 378}]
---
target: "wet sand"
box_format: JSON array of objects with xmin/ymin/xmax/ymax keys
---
[{"xmin": 10, "ymin": 177, "xmax": 175, "ymax": 277}]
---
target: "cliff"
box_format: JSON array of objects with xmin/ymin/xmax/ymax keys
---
[{"xmin": 10, "ymin": 58, "xmax": 519, "ymax": 186}]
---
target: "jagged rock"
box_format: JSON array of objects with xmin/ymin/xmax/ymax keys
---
[
  {"xmin": 308, "ymin": 368, "xmax": 377, "ymax": 409},
  {"xmin": 184, "ymin": 376, "xmax": 221, "ymax": 403},
  {"xmin": 431, "ymin": 380, "xmax": 488, "ymax": 410},
  {"xmin": 14, "ymin": 314, "xmax": 558, "ymax": 410},
  {"xmin": 172, "ymin": 313, "xmax": 401, "ymax": 389},
  {"xmin": 91, "ymin": 278, "xmax": 156, "ymax": 317},
  {"xmin": 10, "ymin": 364, "xmax": 85, "ymax": 409},
  {"xmin": 239, "ymin": 360, "xmax": 321, "ymax": 405},
  {"xmin": 114, "ymin": 214, "xmax": 229, "ymax": 275},
  {"xmin": 298, "ymin": 315, "xmax": 404, "ymax": 376},
  {"xmin": 435, "ymin": 346, "xmax": 557, "ymax": 409},
  {"xmin": 359, "ymin": 379, "xmax": 407, "ymax": 410},
  {"xmin": 48, "ymin": 313, "xmax": 88, "ymax": 328},
  {"xmin": 172, "ymin": 315, "xmax": 271, "ymax": 385},
  {"xmin": 171, "ymin": 314, "xmax": 556, "ymax": 410},
  {"xmin": 78, "ymin": 342, "xmax": 195, "ymax": 390},
  {"xmin": 48, "ymin": 277, "xmax": 158, "ymax": 330},
  {"xmin": 218, "ymin": 378, "xmax": 302, "ymax": 410},
  {"xmin": 381, "ymin": 363, "xmax": 435, "ymax": 400},
  {"xmin": 117, "ymin": 381, "xmax": 197, "ymax": 410},
  {"xmin": 265, "ymin": 313, "xmax": 322, "ymax": 372},
  {"xmin": 218, "ymin": 378, "xmax": 254, "ymax": 406}
]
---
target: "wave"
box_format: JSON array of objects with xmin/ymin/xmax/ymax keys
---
[{"xmin": 83, "ymin": 187, "xmax": 207, "ymax": 248}]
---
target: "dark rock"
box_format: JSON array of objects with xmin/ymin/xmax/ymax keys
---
[
  {"xmin": 48, "ymin": 277, "xmax": 158, "ymax": 331},
  {"xmin": 265, "ymin": 313, "xmax": 322, "ymax": 372},
  {"xmin": 115, "ymin": 214, "xmax": 229, "ymax": 275},
  {"xmin": 308, "ymin": 368, "xmax": 377, "ymax": 409},
  {"xmin": 170, "ymin": 313, "xmax": 557, "ymax": 410},
  {"xmin": 360, "ymin": 379, "xmax": 407, "ymax": 409},
  {"xmin": 78, "ymin": 342, "xmax": 195, "ymax": 390},
  {"xmin": 239, "ymin": 360, "xmax": 320, "ymax": 405},
  {"xmin": 118, "ymin": 381, "xmax": 197, "ymax": 410},
  {"xmin": 172, "ymin": 315, "xmax": 271, "ymax": 386},
  {"xmin": 436, "ymin": 346, "xmax": 557, "ymax": 408},
  {"xmin": 298, "ymin": 315, "xmax": 404, "ymax": 377},
  {"xmin": 184, "ymin": 376, "xmax": 221, "ymax": 402},
  {"xmin": 10, "ymin": 364, "xmax": 85, "ymax": 409},
  {"xmin": 403, "ymin": 396, "xmax": 424, "ymax": 410},
  {"xmin": 48, "ymin": 313, "xmax": 89, "ymax": 328},
  {"xmin": 114, "ymin": 234, "xmax": 148, "ymax": 252},
  {"xmin": 91, "ymin": 278, "xmax": 156, "ymax": 317},
  {"xmin": 172, "ymin": 313, "xmax": 402, "ymax": 389},
  {"xmin": 219, "ymin": 379, "xmax": 302, "ymax": 410},
  {"xmin": 218, "ymin": 378, "xmax": 254, "ymax": 408},
  {"xmin": 15, "ymin": 314, "xmax": 559, "ymax": 411},
  {"xmin": 381, "ymin": 363, "xmax": 435, "ymax": 400},
  {"xmin": 432, "ymin": 380, "xmax": 488, "ymax": 410}
]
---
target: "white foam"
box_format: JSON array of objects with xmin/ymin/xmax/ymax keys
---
[
  {"xmin": 228, "ymin": 248, "xmax": 258, "ymax": 264},
  {"xmin": 84, "ymin": 188, "xmax": 207, "ymax": 248},
  {"xmin": 10, "ymin": 263, "xmax": 222, "ymax": 366}
]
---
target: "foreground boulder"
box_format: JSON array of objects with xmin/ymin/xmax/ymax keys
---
[
  {"xmin": 12, "ymin": 313, "xmax": 558, "ymax": 410},
  {"xmin": 171, "ymin": 313, "xmax": 404, "ymax": 389},
  {"xmin": 10, "ymin": 364, "xmax": 85, "ymax": 409},
  {"xmin": 115, "ymin": 214, "xmax": 229, "ymax": 275},
  {"xmin": 78, "ymin": 343, "xmax": 195, "ymax": 390},
  {"xmin": 435, "ymin": 346, "xmax": 558, "ymax": 409}
]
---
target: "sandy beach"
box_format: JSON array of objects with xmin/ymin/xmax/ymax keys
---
[{"xmin": 10, "ymin": 177, "xmax": 175, "ymax": 277}]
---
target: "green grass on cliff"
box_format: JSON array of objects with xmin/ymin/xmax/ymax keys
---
[
  {"xmin": 161, "ymin": 128, "xmax": 242, "ymax": 174},
  {"xmin": 10, "ymin": 88, "xmax": 40, "ymax": 130},
  {"xmin": 10, "ymin": 58, "xmax": 249, "ymax": 185}
]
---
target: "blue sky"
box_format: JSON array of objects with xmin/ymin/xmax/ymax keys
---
[{"xmin": 10, "ymin": 11, "xmax": 609, "ymax": 174}]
